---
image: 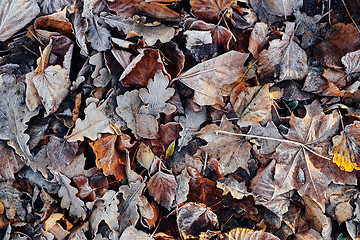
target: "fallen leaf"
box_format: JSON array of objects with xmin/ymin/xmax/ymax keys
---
[
  {"xmin": 248, "ymin": 121, "xmax": 283, "ymax": 155},
  {"xmin": 175, "ymin": 168, "xmax": 191, "ymax": 205},
  {"xmin": 0, "ymin": 0, "xmax": 40, "ymax": 41},
  {"xmin": 293, "ymin": 229, "xmax": 323, "ymax": 240},
  {"xmin": 136, "ymin": 113, "xmax": 159, "ymax": 139},
  {"xmin": 217, "ymin": 176, "xmax": 250, "ymax": 200},
  {"xmin": 341, "ymin": 49, "xmax": 360, "ymax": 78},
  {"xmin": 0, "ymin": 181, "xmax": 27, "ymax": 220},
  {"xmin": 177, "ymin": 202, "xmax": 218, "ymax": 239},
  {"xmin": 219, "ymin": 227, "xmax": 280, "ymax": 239},
  {"xmin": 177, "ymin": 51, "xmax": 249, "ymax": 106},
  {"xmin": 190, "ymin": 0, "xmax": 233, "ymax": 22},
  {"xmin": 120, "ymin": 226, "xmax": 155, "ymax": 240},
  {"xmin": 47, "ymin": 136, "xmax": 79, "ymax": 169},
  {"xmin": 86, "ymin": 13, "xmax": 111, "ymax": 52},
  {"xmin": 0, "ymin": 73, "xmax": 39, "ymax": 160},
  {"xmin": 34, "ymin": 8, "xmax": 73, "ymax": 37},
  {"xmin": 72, "ymin": 9, "xmax": 89, "ymax": 56},
  {"xmin": 257, "ymin": 22, "xmax": 308, "ymax": 81},
  {"xmin": 331, "ymin": 121, "xmax": 360, "ymax": 172},
  {"xmin": 248, "ymin": 22, "xmax": 268, "ymax": 57},
  {"xmin": 0, "ymin": 141, "xmax": 25, "ymax": 181},
  {"xmin": 73, "ymin": 175, "xmax": 96, "ymax": 201},
  {"xmin": 197, "ymin": 116, "xmax": 252, "ymax": 175},
  {"xmin": 89, "ymin": 190, "xmax": 119, "ymax": 235},
  {"xmin": 232, "ymin": 84, "xmax": 272, "ymax": 127},
  {"xmin": 38, "ymin": 0, "xmax": 74, "ymax": 15},
  {"xmin": 139, "ymin": 70, "xmax": 176, "ymax": 118},
  {"xmin": 250, "ymin": 0, "xmax": 302, "ymax": 24}
]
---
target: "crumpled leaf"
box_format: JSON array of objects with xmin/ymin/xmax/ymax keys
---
[
  {"xmin": 37, "ymin": 0, "xmax": 74, "ymax": 15},
  {"xmin": 0, "ymin": 0, "xmax": 40, "ymax": 41},
  {"xmin": 258, "ymin": 22, "xmax": 308, "ymax": 81},
  {"xmin": 66, "ymin": 92, "xmax": 124, "ymax": 142},
  {"xmin": 0, "ymin": 140, "xmax": 25, "ymax": 181},
  {"xmin": 177, "ymin": 51, "xmax": 249, "ymax": 106},
  {"xmin": 217, "ymin": 176, "xmax": 250, "ymax": 200},
  {"xmin": 273, "ymin": 100, "xmax": 356, "ymax": 211},
  {"xmin": 120, "ymin": 226, "xmax": 155, "ymax": 240},
  {"xmin": 86, "ymin": 14, "xmax": 111, "ymax": 52},
  {"xmin": 331, "ymin": 121, "xmax": 360, "ymax": 172},
  {"xmin": 175, "ymin": 168, "xmax": 191, "ymax": 205},
  {"xmin": 250, "ymin": 0, "xmax": 302, "ymax": 24},
  {"xmin": 139, "ymin": 70, "xmax": 176, "ymax": 118},
  {"xmin": 177, "ymin": 202, "xmax": 218, "ymax": 239},
  {"xmin": 25, "ymin": 38, "xmax": 72, "ymax": 116},
  {"xmin": 219, "ymin": 227, "xmax": 280, "ymax": 240},
  {"xmin": 232, "ymin": 84, "xmax": 272, "ymax": 127},
  {"xmin": 72, "ymin": 9, "xmax": 89, "ymax": 56},
  {"xmin": 341, "ymin": 49, "xmax": 360, "ymax": 77},
  {"xmin": 0, "ymin": 73, "xmax": 39, "ymax": 160},
  {"xmin": 57, "ymin": 173, "xmax": 86, "ymax": 219},
  {"xmin": 118, "ymin": 179, "xmax": 154, "ymax": 234},
  {"xmin": 89, "ymin": 190, "xmax": 119, "ymax": 236},
  {"xmin": 197, "ymin": 116, "xmax": 252, "ymax": 175},
  {"xmin": 0, "ymin": 181, "xmax": 27, "ymax": 220},
  {"xmin": 294, "ymin": 229, "xmax": 323, "ymax": 240},
  {"xmin": 176, "ymin": 106, "xmax": 208, "ymax": 151}
]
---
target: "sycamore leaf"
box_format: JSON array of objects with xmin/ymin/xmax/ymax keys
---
[
  {"xmin": 0, "ymin": 0, "xmax": 40, "ymax": 41},
  {"xmin": 118, "ymin": 179, "xmax": 154, "ymax": 234},
  {"xmin": 219, "ymin": 227, "xmax": 280, "ymax": 240},
  {"xmin": 197, "ymin": 116, "xmax": 252, "ymax": 174},
  {"xmin": 273, "ymin": 100, "xmax": 356, "ymax": 211},
  {"xmin": 177, "ymin": 202, "xmax": 218, "ymax": 239},
  {"xmin": 177, "ymin": 51, "xmax": 249, "ymax": 106},
  {"xmin": 139, "ymin": 70, "xmax": 176, "ymax": 118},
  {"xmin": 233, "ymin": 84, "xmax": 272, "ymax": 127},
  {"xmin": 57, "ymin": 173, "xmax": 86, "ymax": 219},
  {"xmin": 89, "ymin": 190, "xmax": 119, "ymax": 236},
  {"xmin": 0, "ymin": 73, "xmax": 39, "ymax": 160},
  {"xmin": 176, "ymin": 106, "xmax": 208, "ymax": 151},
  {"xmin": 66, "ymin": 92, "xmax": 124, "ymax": 142},
  {"xmin": 120, "ymin": 226, "xmax": 155, "ymax": 240},
  {"xmin": 331, "ymin": 121, "xmax": 360, "ymax": 172},
  {"xmin": 258, "ymin": 22, "xmax": 308, "ymax": 81},
  {"xmin": 248, "ymin": 121, "xmax": 283, "ymax": 155},
  {"xmin": 250, "ymin": 0, "xmax": 302, "ymax": 24},
  {"xmin": 0, "ymin": 140, "xmax": 25, "ymax": 181}
]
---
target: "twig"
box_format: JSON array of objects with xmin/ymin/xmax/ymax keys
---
[{"xmin": 342, "ymin": 0, "xmax": 360, "ymax": 34}]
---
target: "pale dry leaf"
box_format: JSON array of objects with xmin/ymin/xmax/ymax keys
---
[
  {"xmin": 37, "ymin": 0, "xmax": 74, "ymax": 15},
  {"xmin": 57, "ymin": 153, "xmax": 101, "ymax": 179},
  {"xmin": 175, "ymin": 106, "xmax": 208, "ymax": 151},
  {"xmin": 217, "ymin": 176, "xmax": 250, "ymax": 200},
  {"xmin": 136, "ymin": 142, "xmax": 154, "ymax": 170},
  {"xmin": 86, "ymin": 14, "xmax": 111, "ymax": 52},
  {"xmin": 67, "ymin": 92, "xmax": 125, "ymax": 142},
  {"xmin": 47, "ymin": 136, "xmax": 79, "ymax": 169},
  {"xmin": 118, "ymin": 179, "xmax": 154, "ymax": 234},
  {"xmin": 341, "ymin": 49, "xmax": 360, "ymax": 77},
  {"xmin": 94, "ymin": 68, "xmax": 111, "ymax": 87},
  {"xmin": 233, "ymin": 84, "xmax": 272, "ymax": 127},
  {"xmin": 68, "ymin": 221, "xmax": 89, "ymax": 240},
  {"xmin": 0, "ymin": 181, "xmax": 27, "ymax": 220},
  {"xmin": 0, "ymin": 73, "xmax": 39, "ymax": 160},
  {"xmin": 0, "ymin": 140, "xmax": 25, "ymax": 181},
  {"xmin": 89, "ymin": 52, "xmax": 103, "ymax": 79},
  {"xmin": 139, "ymin": 70, "xmax": 176, "ymax": 118},
  {"xmin": 72, "ymin": 10, "xmax": 89, "ymax": 56},
  {"xmin": 25, "ymin": 38, "xmax": 71, "ymax": 116},
  {"xmin": 175, "ymin": 168, "xmax": 191, "ymax": 205},
  {"xmin": 219, "ymin": 227, "xmax": 280, "ymax": 240},
  {"xmin": 57, "ymin": 173, "xmax": 86, "ymax": 219},
  {"xmin": 120, "ymin": 226, "xmax": 155, "ymax": 240},
  {"xmin": 197, "ymin": 116, "xmax": 252, "ymax": 175},
  {"xmin": 250, "ymin": 0, "xmax": 302, "ymax": 24},
  {"xmin": 177, "ymin": 51, "xmax": 249, "ymax": 106},
  {"xmin": 135, "ymin": 113, "xmax": 159, "ymax": 139},
  {"xmin": 248, "ymin": 121, "xmax": 283, "ymax": 155},
  {"xmin": 0, "ymin": 0, "xmax": 40, "ymax": 41},
  {"xmin": 258, "ymin": 22, "xmax": 308, "ymax": 81},
  {"xmin": 293, "ymin": 229, "xmax": 323, "ymax": 240},
  {"xmin": 89, "ymin": 190, "xmax": 119, "ymax": 236},
  {"xmin": 248, "ymin": 22, "xmax": 268, "ymax": 57}
]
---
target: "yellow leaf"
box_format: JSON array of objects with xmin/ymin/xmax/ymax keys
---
[{"xmin": 165, "ymin": 140, "xmax": 176, "ymax": 158}]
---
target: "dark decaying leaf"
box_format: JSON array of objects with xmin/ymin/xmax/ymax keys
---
[
  {"xmin": 190, "ymin": 0, "xmax": 234, "ymax": 22},
  {"xmin": 47, "ymin": 136, "xmax": 79, "ymax": 169},
  {"xmin": 0, "ymin": 181, "xmax": 27, "ymax": 221}
]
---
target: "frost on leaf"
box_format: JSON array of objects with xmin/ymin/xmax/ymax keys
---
[
  {"xmin": 331, "ymin": 121, "xmax": 360, "ymax": 172},
  {"xmin": 273, "ymin": 100, "xmax": 356, "ymax": 211},
  {"xmin": 190, "ymin": 0, "xmax": 234, "ymax": 22},
  {"xmin": 47, "ymin": 136, "xmax": 79, "ymax": 169},
  {"xmin": 0, "ymin": 181, "xmax": 27, "ymax": 220},
  {"xmin": 57, "ymin": 173, "xmax": 86, "ymax": 219},
  {"xmin": 120, "ymin": 226, "xmax": 154, "ymax": 240},
  {"xmin": 197, "ymin": 116, "xmax": 251, "ymax": 175},
  {"xmin": 118, "ymin": 179, "xmax": 154, "ymax": 234},
  {"xmin": 217, "ymin": 176, "xmax": 250, "ymax": 200},
  {"xmin": 177, "ymin": 51, "xmax": 249, "ymax": 106},
  {"xmin": 341, "ymin": 49, "xmax": 360, "ymax": 77},
  {"xmin": 139, "ymin": 70, "xmax": 176, "ymax": 118},
  {"xmin": 232, "ymin": 84, "xmax": 272, "ymax": 127},
  {"xmin": 248, "ymin": 121, "xmax": 283, "ymax": 155},
  {"xmin": 89, "ymin": 190, "xmax": 119, "ymax": 236},
  {"xmin": 86, "ymin": 14, "xmax": 111, "ymax": 52},
  {"xmin": 25, "ymin": 38, "xmax": 72, "ymax": 116},
  {"xmin": 219, "ymin": 227, "xmax": 280, "ymax": 240},
  {"xmin": 258, "ymin": 22, "xmax": 308, "ymax": 81},
  {"xmin": 0, "ymin": 0, "xmax": 40, "ymax": 41},
  {"xmin": 66, "ymin": 92, "xmax": 124, "ymax": 142},
  {"xmin": 0, "ymin": 73, "xmax": 39, "ymax": 160},
  {"xmin": 0, "ymin": 140, "xmax": 25, "ymax": 181}
]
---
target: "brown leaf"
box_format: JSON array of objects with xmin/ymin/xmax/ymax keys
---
[
  {"xmin": 314, "ymin": 23, "xmax": 360, "ymax": 68},
  {"xmin": 0, "ymin": 141, "xmax": 25, "ymax": 181},
  {"xmin": 73, "ymin": 176, "xmax": 96, "ymax": 202},
  {"xmin": 177, "ymin": 202, "xmax": 218, "ymax": 239},
  {"xmin": 0, "ymin": 181, "xmax": 27, "ymax": 220},
  {"xmin": 160, "ymin": 42, "xmax": 185, "ymax": 78},
  {"xmin": 177, "ymin": 51, "xmax": 249, "ymax": 106},
  {"xmin": 190, "ymin": 0, "xmax": 234, "ymax": 22},
  {"xmin": 197, "ymin": 116, "xmax": 252, "ymax": 174},
  {"xmin": 219, "ymin": 227, "xmax": 280, "ymax": 240},
  {"xmin": 47, "ymin": 136, "xmax": 79, "ymax": 169},
  {"xmin": 34, "ymin": 8, "xmax": 73, "ymax": 38},
  {"xmin": 293, "ymin": 229, "xmax": 323, "ymax": 240},
  {"xmin": 136, "ymin": 114, "xmax": 159, "ymax": 139},
  {"xmin": 120, "ymin": 48, "xmax": 165, "ymax": 87},
  {"xmin": 248, "ymin": 22, "xmax": 268, "ymax": 58},
  {"xmin": 273, "ymin": 100, "xmax": 356, "ymax": 211},
  {"xmin": 331, "ymin": 121, "xmax": 360, "ymax": 172},
  {"xmin": 248, "ymin": 121, "xmax": 283, "ymax": 155},
  {"xmin": 0, "ymin": 0, "xmax": 40, "ymax": 41}
]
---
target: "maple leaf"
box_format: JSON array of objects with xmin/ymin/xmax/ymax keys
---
[
  {"xmin": 248, "ymin": 121, "xmax": 283, "ymax": 155},
  {"xmin": 0, "ymin": 73, "xmax": 39, "ymax": 160},
  {"xmin": 89, "ymin": 190, "xmax": 119, "ymax": 236},
  {"xmin": 0, "ymin": 0, "xmax": 40, "ymax": 41},
  {"xmin": 331, "ymin": 121, "xmax": 360, "ymax": 172},
  {"xmin": 139, "ymin": 70, "xmax": 176, "ymax": 118},
  {"xmin": 258, "ymin": 22, "xmax": 308, "ymax": 81},
  {"xmin": 197, "ymin": 116, "xmax": 252, "ymax": 175},
  {"xmin": 273, "ymin": 100, "xmax": 356, "ymax": 210},
  {"xmin": 177, "ymin": 51, "xmax": 249, "ymax": 106}
]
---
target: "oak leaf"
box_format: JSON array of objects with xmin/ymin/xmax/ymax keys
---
[
  {"xmin": 273, "ymin": 101, "xmax": 356, "ymax": 210},
  {"xmin": 258, "ymin": 22, "xmax": 308, "ymax": 81},
  {"xmin": 177, "ymin": 51, "xmax": 249, "ymax": 106},
  {"xmin": 197, "ymin": 116, "xmax": 252, "ymax": 175},
  {"xmin": 331, "ymin": 121, "xmax": 360, "ymax": 172}
]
